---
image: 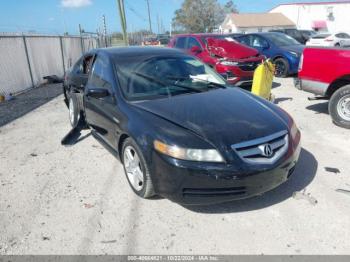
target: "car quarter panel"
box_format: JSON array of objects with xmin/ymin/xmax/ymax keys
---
[{"xmin": 299, "ymin": 47, "xmax": 350, "ymax": 93}]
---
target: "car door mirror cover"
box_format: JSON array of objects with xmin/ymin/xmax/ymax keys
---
[{"xmin": 87, "ymin": 88, "xmax": 110, "ymax": 98}]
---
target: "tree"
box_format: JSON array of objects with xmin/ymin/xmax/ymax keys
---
[
  {"xmin": 172, "ymin": 0, "xmax": 238, "ymax": 33},
  {"xmin": 223, "ymin": 0, "xmax": 238, "ymax": 14}
]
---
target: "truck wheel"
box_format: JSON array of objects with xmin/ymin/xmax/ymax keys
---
[
  {"xmin": 329, "ymin": 85, "xmax": 350, "ymax": 129},
  {"xmin": 274, "ymin": 58, "xmax": 289, "ymax": 78}
]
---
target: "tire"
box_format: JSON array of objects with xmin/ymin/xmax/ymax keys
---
[
  {"xmin": 63, "ymin": 85, "xmax": 69, "ymax": 108},
  {"xmin": 328, "ymin": 85, "xmax": 350, "ymax": 129},
  {"xmin": 121, "ymin": 138, "xmax": 155, "ymax": 198},
  {"xmin": 335, "ymin": 43, "xmax": 340, "ymax": 47},
  {"xmin": 68, "ymin": 95, "xmax": 80, "ymax": 128},
  {"xmin": 274, "ymin": 58, "xmax": 289, "ymax": 78}
]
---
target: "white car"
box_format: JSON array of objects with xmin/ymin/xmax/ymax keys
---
[{"xmin": 306, "ymin": 32, "xmax": 350, "ymax": 47}]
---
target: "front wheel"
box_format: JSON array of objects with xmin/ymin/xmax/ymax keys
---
[
  {"xmin": 122, "ymin": 138, "xmax": 155, "ymax": 198},
  {"xmin": 274, "ymin": 58, "xmax": 289, "ymax": 78},
  {"xmin": 329, "ymin": 85, "xmax": 350, "ymax": 129}
]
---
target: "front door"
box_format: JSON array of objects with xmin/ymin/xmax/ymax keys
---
[{"xmin": 84, "ymin": 54, "xmax": 119, "ymax": 147}]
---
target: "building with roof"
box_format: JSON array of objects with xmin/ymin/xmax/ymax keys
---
[
  {"xmin": 219, "ymin": 13, "xmax": 295, "ymax": 33},
  {"xmin": 269, "ymin": 1, "xmax": 350, "ymax": 33}
]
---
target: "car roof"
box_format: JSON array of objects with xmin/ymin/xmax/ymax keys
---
[
  {"xmin": 87, "ymin": 46, "xmax": 186, "ymax": 59},
  {"xmin": 241, "ymin": 32, "xmax": 285, "ymax": 37},
  {"xmin": 173, "ymin": 33, "xmax": 224, "ymax": 38}
]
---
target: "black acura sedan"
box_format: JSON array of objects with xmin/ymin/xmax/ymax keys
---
[{"xmin": 64, "ymin": 47, "xmax": 301, "ymax": 205}]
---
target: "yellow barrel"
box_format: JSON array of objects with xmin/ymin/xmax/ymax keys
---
[{"xmin": 251, "ymin": 60, "xmax": 275, "ymax": 101}]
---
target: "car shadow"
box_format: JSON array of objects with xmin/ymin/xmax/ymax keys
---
[
  {"xmin": 272, "ymin": 82, "xmax": 281, "ymax": 89},
  {"xmin": 183, "ymin": 148, "xmax": 317, "ymax": 214},
  {"xmin": 0, "ymin": 83, "xmax": 63, "ymax": 127},
  {"xmin": 274, "ymin": 97, "xmax": 293, "ymax": 104},
  {"xmin": 306, "ymin": 102, "xmax": 329, "ymax": 115}
]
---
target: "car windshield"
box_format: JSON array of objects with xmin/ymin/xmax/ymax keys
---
[
  {"xmin": 201, "ymin": 35, "xmax": 237, "ymax": 45},
  {"xmin": 264, "ymin": 33, "xmax": 301, "ymax": 46},
  {"xmin": 115, "ymin": 56, "xmax": 226, "ymax": 101}
]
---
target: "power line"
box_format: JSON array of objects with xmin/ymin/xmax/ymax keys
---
[{"xmin": 124, "ymin": 1, "xmax": 147, "ymax": 22}]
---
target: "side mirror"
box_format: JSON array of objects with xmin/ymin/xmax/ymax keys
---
[
  {"xmin": 190, "ymin": 46, "xmax": 202, "ymax": 53},
  {"xmin": 87, "ymin": 88, "xmax": 109, "ymax": 99}
]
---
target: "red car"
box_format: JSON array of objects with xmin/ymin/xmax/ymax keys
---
[
  {"xmin": 142, "ymin": 37, "xmax": 161, "ymax": 46},
  {"xmin": 296, "ymin": 47, "xmax": 350, "ymax": 129},
  {"xmin": 168, "ymin": 34, "xmax": 265, "ymax": 88}
]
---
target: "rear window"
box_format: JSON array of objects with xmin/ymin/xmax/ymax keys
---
[{"xmin": 312, "ymin": 34, "xmax": 331, "ymax": 39}]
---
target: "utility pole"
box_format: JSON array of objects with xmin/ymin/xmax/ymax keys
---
[
  {"xmin": 79, "ymin": 24, "xmax": 84, "ymax": 54},
  {"xmin": 157, "ymin": 13, "xmax": 160, "ymax": 34},
  {"xmin": 102, "ymin": 15, "xmax": 108, "ymax": 47},
  {"xmin": 146, "ymin": 0, "xmax": 152, "ymax": 33},
  {"xmin": 117, "ymin": 0, "xmax": 128, "ymax": 46}
]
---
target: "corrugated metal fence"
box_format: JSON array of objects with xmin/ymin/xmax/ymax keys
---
[{"xmin": 0, "ymin": 35, "xmax": 99, "ymax": 96}]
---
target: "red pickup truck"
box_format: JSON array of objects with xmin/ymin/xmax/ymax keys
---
[{"xmin": 296, "ymin": 47, "xmax": 350, "ymax": 129}]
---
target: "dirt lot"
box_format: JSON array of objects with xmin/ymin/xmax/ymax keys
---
[{"xmin": 0, "ymin": 78, "xmax": 350, "ymax": 255}]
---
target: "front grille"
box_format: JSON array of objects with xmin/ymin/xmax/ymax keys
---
[
  {"xmin": 232, "ymin": 130, "xmax": 288, "ymax": 164},
  {"xmin": 183, "ymin": 187, "xmax": 246, "ymax": 197},
  {"xmin": 238, "ymin": 61, "xmax": 260, "ymax": 71}
]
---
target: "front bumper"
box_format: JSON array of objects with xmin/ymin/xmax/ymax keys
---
[
  {"xmin": 215, "ymin": 64, "xmax": 255, "ymax": 88},
  {"xmin": 150, "ymin": 138, "xmax": 301, "ymax": 205}
]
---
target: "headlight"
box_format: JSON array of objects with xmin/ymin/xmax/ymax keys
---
[
  {"xmin": 290, "ymin": 121, "xmax": 299, "ymax": 140},
  {"xmin": 219, "ymin": 60, "xmax": 239, "ymax": 66},
  {"xmin": 154, "ymin": 140, "xmax": 224, "ymax": 162},
  {"xmin": 290, "ymin": 51, "xmax": 300, "ymax": 57}
]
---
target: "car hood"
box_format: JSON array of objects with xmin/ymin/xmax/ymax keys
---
[
  {"xmin": 206, "ymin": 38, "xmax": 259, "ymax": 60},
  {"xmin": 133, "ymin": 89, "xmax": 288, "ymax": 150},
  {"xmin": 281, "ymin": 44, "xmax": 305, "ymax": 54}
]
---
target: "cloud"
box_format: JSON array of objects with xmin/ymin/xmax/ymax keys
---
[{"xmin": 61, "ymin": 0, "xmax": 92, "ymax": 8}]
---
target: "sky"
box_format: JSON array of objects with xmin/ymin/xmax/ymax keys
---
[{"xmin": 0, "ymin": 0, "xmax": 343, "ymax": 35}]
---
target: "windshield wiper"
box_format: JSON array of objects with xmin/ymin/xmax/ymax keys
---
[
  {"xmin": 187, "ymin": 77, "xmax": 227, "ymax": 89},
  {"xmin": 134, "ymin": 72, "xmax": 203, "ymax": 93},
  {"xmin": 166, "ymin": 75, "xmax": 226, "ymax": 89}
]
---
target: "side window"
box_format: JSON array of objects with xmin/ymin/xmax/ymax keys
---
[
  {"xmin": 343, "ymin": 33, "xmax": 350, "ymax": 39},
  {"xmin": 175, "ymin": 37, "xmax": 186, "ymax": 49},
  {"xmin": 89, "ymin": 56, "xmax": 112, "ymax": 90},
  {"xmin": 73, "ymin": 58, "xmax": 84, "ymax": 74},
  {"xmin": 83, "ymin": 55, "xmax": 94, "ymax": 75},
  {"xmin": 238, "ymin": 35, "xmax": 251, "ymax": 46},
  {"xmin": 186, "ymin": 37, "xmax": 201, "ymax": 50},
  {"xmin": 251, "ymin": 36, "xmax": 267, "ymax": 48}
]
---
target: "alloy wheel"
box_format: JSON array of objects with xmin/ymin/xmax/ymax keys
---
[
  {"xmin": 274, "ymin": 61, "xmax": 285, "ymax": 77},
  {"xmin": 69, "ymin": 98, "xmax": 75, "ymax": 126},
  {"xmin": 123, "ymin": 146, "xmax": 144, "ymax": 191}
]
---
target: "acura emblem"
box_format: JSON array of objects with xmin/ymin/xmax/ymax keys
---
[{"xmin": 263, "ymin": 144, "xmax": 273, "ymax": 157}]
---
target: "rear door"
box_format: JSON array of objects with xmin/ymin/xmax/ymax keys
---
[{"xmin": 84, "ymin": 54, "xmax": 120, "ymax": 147}]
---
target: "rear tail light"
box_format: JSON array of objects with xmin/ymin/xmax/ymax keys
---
[
  {"xmin": 298, "ymin": 53, "xmax": 303, "ymax": 72},
  {"xmin": 325, "ymin": 38, "xmax": 334, "ymax": 42}
]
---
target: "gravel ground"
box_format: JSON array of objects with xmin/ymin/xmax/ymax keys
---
[{"xmin": 0, "ymin": 78, "xmax": 350, "ymax": 255}]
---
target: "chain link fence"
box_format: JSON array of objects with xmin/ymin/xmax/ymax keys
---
[{"xmin": 0, "ymin": 35, "xmax": 99, "ymax": 97}]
